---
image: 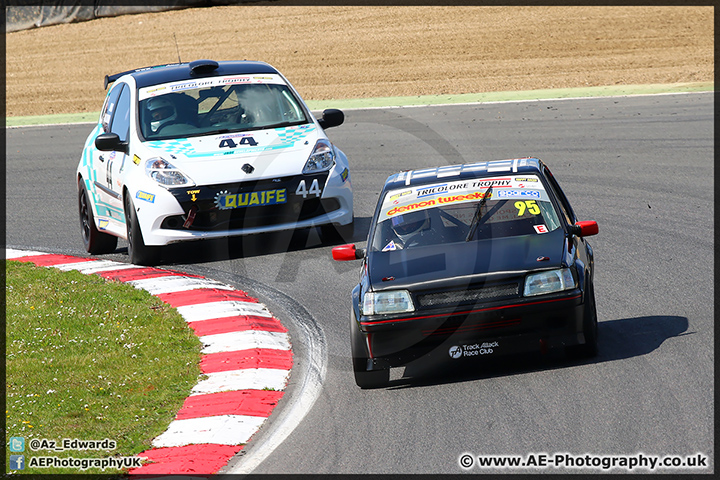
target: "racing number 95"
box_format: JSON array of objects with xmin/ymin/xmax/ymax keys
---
[
  {"xmin": 295, "ymin": 178, "xmax": 322, "ymax": 199},
  {"xmin": 515, "ymin": 200, "xmax": 540, "ymax": 216}
]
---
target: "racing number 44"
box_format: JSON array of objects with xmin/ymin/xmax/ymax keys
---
[{"xmin": 296, "ymin": 178, "xmax": 322, "ymax": 198}]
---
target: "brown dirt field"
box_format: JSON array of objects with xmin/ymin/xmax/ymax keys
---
[{"xmin": 5, "ymin": 3, "xmax": 714, "ymax": 118}]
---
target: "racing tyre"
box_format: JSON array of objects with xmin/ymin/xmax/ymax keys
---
[
  {"xmin": 566, "ymin": 282, "xmax": 598, "ymax": 359},
  {"xmin": 78, "ymin": 181, "xmax": 118, "ymax": 255},
  {"xmin": 320, "ymin": 218, "xmax": 354, "ymax": 244},
  {"xmin": 124, "ymin": 194, "xmax": 161, "ymax": 266},
  {"xmin": 351, "ymin": 319, "xmax": 389, "ymax": 389}
]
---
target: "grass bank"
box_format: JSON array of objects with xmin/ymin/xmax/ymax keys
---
[{"xmin": 5, "ymin": 260, "xmax": 202, "ymax": 475}]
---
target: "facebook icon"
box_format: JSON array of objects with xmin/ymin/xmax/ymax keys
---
[{"xmin": 10, "ymin": 455, "xmax": 25, "ymax": 470}]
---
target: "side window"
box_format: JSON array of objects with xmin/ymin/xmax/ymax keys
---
[
  {"xmin": 543, "ymin": 166, "xmax": 576, "ymax": 225},
  {"xmin": 100, "ymin": 84, "xmax": 124, "ymax": 133},
  {"xmin": 110, "ymin": 85, "xmax": 131, "ymax": 143}
]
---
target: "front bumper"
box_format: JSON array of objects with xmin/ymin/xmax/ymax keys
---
[
  {"xmin": 357, "ymin": 290, "xmax": 585, "ymax": 369},
  {"xmin": 136, "ymin": 169, "xmax": 352, "ymax": 246}
]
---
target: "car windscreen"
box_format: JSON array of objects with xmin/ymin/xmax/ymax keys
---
[
  {"xmin": 370, "ymin": 175, "xmax": 562, "ymax": 252},
  {"xmin": 137, "ymin": 74, "xmax": 309, "ymax": 140}
]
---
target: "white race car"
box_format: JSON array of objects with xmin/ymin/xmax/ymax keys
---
[{"xmin": 77, "ymin": 59, "xmax": 353, "ymax": 265}]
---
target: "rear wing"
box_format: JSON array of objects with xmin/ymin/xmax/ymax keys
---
[{"xmin": 103, "ymin": 63, "xmax": 183, "ymax": 90}]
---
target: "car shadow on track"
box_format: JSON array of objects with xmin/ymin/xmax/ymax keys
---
[
  {"xmin": 371, "ymin": 315, "xmax": 690, "ymax": 390},
  {"xmin": 115, "ymin": 216, "xmax": 374, "ymax": 266}
]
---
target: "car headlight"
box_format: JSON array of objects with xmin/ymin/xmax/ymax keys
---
[
  {"xmin": 523, "ymin": 268, "xmax": 576, "ymax": 297},
  {"xmin": 145, "ymin": 157, "xmax": 194, "ymax": 187},
  {"xmin": 362, "ymin": 290, "xmax": 415, "ymax": 315},
  {"xmin": 302, "ymin": 139, "xmax": 335, "ymax": 174}
]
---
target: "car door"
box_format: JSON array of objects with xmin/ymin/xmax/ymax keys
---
[
  {"xmin": 542, "ymin": 164, "xmax": 593, "ymax": 283},
  {"xmin": 94, "ymin": 83, "xmax": 131, "ymax": 218}
]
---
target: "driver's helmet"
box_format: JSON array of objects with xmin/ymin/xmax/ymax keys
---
[
  {"xmin": 391, "ymin": 210, "xmax": 430, "ymax": 238},
  {"xmin": 147, "ymin": 97, "xmax": 177, "ymax": 132}
]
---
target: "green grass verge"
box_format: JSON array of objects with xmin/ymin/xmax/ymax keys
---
[
  {"xmin": 5, "ymin": 82, "xmax": 713, "ymax": 128},
  {"xmin": 5, "ymin": 260, "xmax": 202, "ymax": 475}
]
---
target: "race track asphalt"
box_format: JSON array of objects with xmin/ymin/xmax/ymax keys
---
[{"xmin": 5, "ymin": 90, "xmax": 714, "ymax": 474}]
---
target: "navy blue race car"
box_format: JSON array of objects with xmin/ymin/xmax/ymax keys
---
[{"xmin": 332, "ymin": 158, "xmax": 599, "ymax": 388}]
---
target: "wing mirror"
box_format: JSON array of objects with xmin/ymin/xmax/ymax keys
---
[
  {"xmin": 332, "ymin": 243, "xmax": 365, "ymax": 261},
  {"xmin": 571, "ymin": 220, "xmax": 599, "ymax": 237},
  {"xmin": 317, "ymin": 108, "xmax": 344, "ymax": 130},
  {"xmin": 95, "ymin": 133, "xmax": 128, "ymax": 154}
]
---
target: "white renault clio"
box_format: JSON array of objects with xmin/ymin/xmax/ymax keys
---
[{"xmin": 77, "ymin": 59, "xmax": 353, "ymax": 265}]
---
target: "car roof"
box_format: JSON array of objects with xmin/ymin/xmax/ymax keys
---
[
  {"xmin": 104, "ymin": 59, "xmax": 280, "ymax": 90},
  {"xmin": 382, "ymin": 157, "xmax": 545, "ymax": 191}
]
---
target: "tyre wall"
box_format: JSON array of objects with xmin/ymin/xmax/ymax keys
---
[{"xmin": 5, "ymin": 2, "xmax": 254, "ymax": 33}]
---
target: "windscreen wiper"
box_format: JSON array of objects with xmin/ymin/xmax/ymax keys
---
[{"xmin": 465, "ymin": 184, "xmax": 494, "ymax": 242}]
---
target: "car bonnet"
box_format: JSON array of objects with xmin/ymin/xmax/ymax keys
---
[
  {"xmin": 139, "ymin": 124, "xmax": 323, "ymax": 184},
  {"xmin": 367, "ymin": 228, "xmax": 567, "ymax": 292}
]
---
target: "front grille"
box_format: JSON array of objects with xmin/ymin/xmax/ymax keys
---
[
  {"xmin": 161, "ymin": 198, "xmax": 340, "ymax": 231},
  {"xmin": 161, "ymin": 173, "xmax": 337, "ymax": 232},
  {"xmin": 417, "ymin": 283, "xmax": 519, "ymax": 308}
]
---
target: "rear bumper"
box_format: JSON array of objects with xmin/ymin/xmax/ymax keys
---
[{"xmin": 357, "ymin": 291, "xmax": 585, "ymax": 369}]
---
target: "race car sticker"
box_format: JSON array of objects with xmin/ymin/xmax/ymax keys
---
[
  {"xmin": 386, "ymin": 199, "xmax": 441, "ymax": 217},
  {"xmin": 219, "ymin": 136, "xmax": 258, "ymax": 148},
  {"xmin": 138, "ymin": 74, "xmax": 289, "ymax": 101},
  {"xmin": 219, "ymin": 76, "xmax": 252, "ymax": 85},
  {"xmin": 295, "ymin": 179, "xmax": 321, "ymax": 199},
  {"xmin": 389, "ymin": 190, "xmax": 412, "ymax": 202},
  {"xmin": 382, "ymin": 240, "xmax": 398, "ymax": 252},
  {"xmin": 146, "ymin": 139, "xmax": 195, "ymax": 158},
  {"xmin": 380, "ymin": 175, "xmax": 547, "ymax": 219},
  {"xmin": 534, "ymin": 225, "xmax": 549, "ymax": 234},
  {"xmin": 514, "ymin": 200, "xmax": 541, "ymax": 216},
  {"xmin": 275, "ymin": 124, "xmax": 315, "ymax": 144},
  {"xmin": 136, "ymin": 191, "xmax": 156, "ymax": 203},
  {"xmin": 133, "ymin": 155, "xmax": 141, "ymax": 165},
  {"xmin": 105, "ymin": 152, "xmax": 117, "ymax": 189},
  {"xmin": 385, "ymin": 190, "xmax": 492, "ymax": 218},
  {"xmin": 144, "ymin": 86, "xmax": 166, "ymax": 95},
  {"xmin": 496, "ymin": 189, "xmax": 541, "ymax": 199},
  {"xmin": 214, "ymin": 189, "xmax": 287, "ymax": 210},
  {"xmin": 98, "ymin": 218, "xmax": 110, "ymax": 231},
  {"xmin": 449, "ymin": 346, "xmax": 463, "ymax": 359},
  {"xmin": 449, "ymin": 341, "xmax": 498, "ymax": 359},
  {"xmin": 417, "ymin": 183, "xmax": 449, "ymax": 198},
  {"xmin": 186, "ymin": 189, "xmax": 200, "ymax": 202},
  {"xmin": 145, "ymin": 124, "xmax": 315, "ymax": 158},
  {"xmin": 416, "ymin": 179, "xmax": 510, "ymax": 199},
  {"xmin": 340, "ymin": 168, "xmax": 349, "ymax": 182}
]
